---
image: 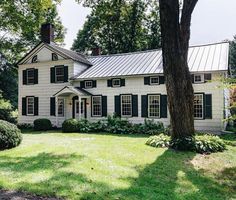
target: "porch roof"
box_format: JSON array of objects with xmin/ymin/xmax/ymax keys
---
[{"xmin": 53, "ymin": 86, "xmax": 92, "ymax": 97}]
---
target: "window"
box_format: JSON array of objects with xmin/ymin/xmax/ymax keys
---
[
  {"xmin": 112, "ymin": 79, "xmax": 121, "ymax": 87},
  {"xmin": 85, "ymin": 81, "xmax": 93, "ymax": 88},
  {"xmin": 58, "ymin": 98, "xmax": 64, "ymax": 117},
  {"xmin": 194, "ymin": 74, "xmax": 204, "ymax": 83},
  {"xmin": 27, "ymin": 69, "xmax": 35, "ymax": 84},
  {"xmin": 150, "ymin": 77, "xmax": 159, "ymax": 85},
  {"xmin": 148, "ymin": 95, "xmax": 160, "ymax": 118},
  {"xmin": 55, "ymin": 66, "xmax": 64, "ymax": 83},
  {"xmin": 121, "ymin": 95, "xmax": 132, "ymax": 117},
  {"xmin": 26, "ymin": 97, "xmax": 34, "ymax": 115},
  {"xmin": 92, "ymin": 96, "xmax": 102, "ymax": 116},
  {"xmin": 194, "ymin": 94, "xmax": 204, "ymax": 119},
  {"xmin": 52, "ymin": 53, "xmax": 58, "ymax": 61},
  {"xmin": 32, "ymin": 55, "xmax": 37, "ymax": 63}
]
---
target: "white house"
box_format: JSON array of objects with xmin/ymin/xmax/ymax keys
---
[{"xmin": 18, "ymin": 24, "xmax": 230, "ymax": 131}]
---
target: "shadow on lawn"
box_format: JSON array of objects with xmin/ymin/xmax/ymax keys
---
[{"xmin": 0, "ymin": 151, "xmax": 235, "ymax": 200}]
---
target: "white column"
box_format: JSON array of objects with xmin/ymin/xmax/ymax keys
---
[
  {"xmin": 78, "ymin": 96, "xmax": 81, "ymax": 120},
  {"xmin": 56, "ymin": 96, "xmax": 58, "ymax": 127}
]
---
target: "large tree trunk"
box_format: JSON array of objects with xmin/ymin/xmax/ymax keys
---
[{"xmin": 159, "ymin": 0, "xmax": 198, "ymax": 139}]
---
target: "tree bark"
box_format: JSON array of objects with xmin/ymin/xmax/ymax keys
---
[{"xmin": 159, "ymin": 0, "xmax": 198, "ymax": 139}]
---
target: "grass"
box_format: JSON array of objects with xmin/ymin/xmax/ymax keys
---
[{"xmin": 0, "ymin": 131, "xmax": 235, "ymax": 200}]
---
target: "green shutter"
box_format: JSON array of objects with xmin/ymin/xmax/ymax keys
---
[
  {"xmin": 102, "ymin": 96, "xmax": 107, "ymax": 117},
  {"xmin": 107, "ymin": 80, "xmax": 112, "ymax": 87},
  {"xmin": 50, "ymin": 97, "xmax": 56, "ymax": 116},
  {"xmin": 159, "ymin": 76, "xmax": 165, "ymax": 84},
  {"xmin": 64, "ymin": 66, "xmax": 68, "ymax": 82},
  {"xmin": 23, "ymin": 70, "xmax": 27, "ymax": 85},
  {"xmin": 205, "ymin": 94, "xmax": 212, "ymax": 119},
  {"xmin": 34, "ymin": 97, "xmax": 39, "ymax": 116},
  {"xmin": 22, "ymin": 97, "xmax": 26, "ymax": 115},
  {"xmin": 80, "ymin": 81, "xmax": 85, "ymax": 88},
  {"xmin": 50, "ymin": 67, "xmax": 55, "ymax": 83},
  {"xmin": 160, "ymin": 95, "xmax": 167, "ymax": 118},
  {"xmin": 92, "ymin": 80, "xmax": 97, "ymax": 88},
  {"xmin": 34, "ymin": 69, "xmax": 38, "ymax": 84},
  {"xmin": 141, "ymin": 95, "xmax": 148, "ymax": 117},
  {"xmin": 121, "ymin": 79, "xmax": 125, "ymax": 86},
  {"xmin": 191, "ymin": 74, "xmax": 194, "ymax": 83},
  {"xmin": 144, "ymin": 77, "xmax": 150, "ymax": 85},
  {"xmin": 114, "ymin": 95, "xmax": 121, "ymax": 116},
  {"xmin": 132, "ymin": 95, "xmax": 138, "ymax": 117}
]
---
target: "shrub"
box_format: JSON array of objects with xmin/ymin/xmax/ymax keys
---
[
  {"xmin": 170, "ymin": 136, "xmax": 196, "ymax": 151},
  {"xmin": 89, "ymin": 120, "xmax": 106, "ymax": 133},
  {"xmin": 146, "ymin": 134, "xmax": 170, "ymax": 147},
  {"xmin": 0, "ymin": 120, "xmax": 22, "ymax": 150},
  {"xmin": 140, "ymin": 119, "xmax": 165, "ymax": 135},
  {"xmin": 78, "ymin": 119, "xmax": 91, "ymax": 133},
  {"xmin": 17, "ymin": 123, "xmax": 33, "ymax": 130},
  {"xmin": 62, "ymin": 119, "xmax": 79, "ymax": 133},
  {"xmin": 33, "ymin": 118, "xmax": 52, "ymax": 131}
]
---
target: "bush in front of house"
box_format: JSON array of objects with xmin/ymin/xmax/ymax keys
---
[
  {"xmin": 62, "ymin": 118, "xmax": 79, "ymax": 133},
  {"xmin": 146, "ymin": 134, "xmax": 171, "ymax": 148},
  {"xmin": 33, "ymin": 118, "xmax": 52, "ymax": 131},
  {"xmin": 0, "ymin": 120, "xmax": 22, "ymax": 150}
]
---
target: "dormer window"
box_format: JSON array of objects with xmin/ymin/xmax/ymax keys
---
[
  {"xmin": 150, "ymin": 76, "xmax": 159, "ymax": 85},
  {"xmin": 112, "ymin": 79, "xmax": 121, "ymax": 87},
  {"xmin": 32, "ymin": 55, "xmax": 38, "ymax": 63},
  {"xmin": 52, "ymin": 53, "xmax": 58, "ymax": 61},
  {"xmin": 194, "ymin": 74, "xmax": 204, "ymax": 83}
]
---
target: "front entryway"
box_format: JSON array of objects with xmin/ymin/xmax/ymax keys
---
[{"xmin": 74, "ymin": 99, "xmax": 86, "ymax": 119}]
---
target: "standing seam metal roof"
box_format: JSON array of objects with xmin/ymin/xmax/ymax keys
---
[{"xmin": 75, "ymin": 42, "xmax": 229, "ymax": 79}]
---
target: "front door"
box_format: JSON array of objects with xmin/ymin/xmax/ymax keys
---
[{"xmin": 74, "ymin": 99, "xmax": 85, "ymax": 119}]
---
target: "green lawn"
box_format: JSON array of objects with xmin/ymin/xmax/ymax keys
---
[{"xmin": 0, "ymin": 131, "xmax": 235, "ymax": 200}]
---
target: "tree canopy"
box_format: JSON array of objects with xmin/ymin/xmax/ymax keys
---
[
  {"xmin": 72, "ymin": 0, "xmax": 161, "ymax": 54},
  {"xmin": 229, "ymin": 35, "xmax": 236, "ymax": 76}
]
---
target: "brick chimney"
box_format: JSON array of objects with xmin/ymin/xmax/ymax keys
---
[
  {"xmin": 92, "ymin": 47, "xmax": 101, "ymax": 56},
  {"xmin": 40, "ymin": 23, "xmax": 54, "ymax": 43}
]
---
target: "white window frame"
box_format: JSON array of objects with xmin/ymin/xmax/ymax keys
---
[
  {"xmin": 194, "ymin": 74, "xmax": 204, "ymax": 83},
  {"xmin": 112, "ymin": 79, "xmax": 121, "ymax": 87},
  {"xmin": 26, "ymin": 97, "xmax": 34, "ymax": 116},
  {"xmin": 26, "ymin": 69, "xmax": 35, "ymax": 85},
  {"xmin": 194, "ymin": 94, "xmax": 204, "ymax": 119},
  {"xmin": 55, "ymin": 66, "xmax": 64, "ymax": 83},
  {"xmin": 150, "ymin": 76, "xmax": 159, "ymax": 85},
  {"xmin": 85, "ymin": 81, "xmax": 93, "ymax": 89},
  {"xmin": 121, "ymin": 95, "xmax": 132, "ymax": 117},
  {"xmin": 148, "ymin": 95, "xmax": 160, "ymax": 118},
  {"xmin": 92, "ymin": 96, "xmax": 102, "ymax": 117},
  {"xmin": 57, "ymin": 98, "xmax": 65, "ymax": 117}
]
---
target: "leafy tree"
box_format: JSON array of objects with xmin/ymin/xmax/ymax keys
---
[
  {"xmin": 229, "ymin": 35, "xmax": 236, "ymax": 76},
  {"xmin": 73, "ymin": 0, "xmax": 161, "ymax": 54},
  {"xmin": 159, "ymin": 0, "xmax": 197, "ymax": 140}
]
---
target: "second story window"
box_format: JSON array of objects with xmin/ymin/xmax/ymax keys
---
[
  {"xmin": 23, "ymin": 69, "xmax": 38, "ymax": 85},
  {"xmin": 112, "ymin": 79, "xmax": 121, "ymax": 87},
  {"xmin": 194, "ymin": 74, "xmax": 204, "ymax": 83},
  {"xmin": 85, "ymin": 81, "xmax": 93, "ymax": 88},
  {"xmin": 55, "ymin": 66, "xmax": 64, "ymax": 83},
  {"xmin": 27, "ymin": 69, "xmax": 35, "ymax": 85},
  {"xmin": 150, "ymin": 77, "xmax": 159, "ymax": 85}
]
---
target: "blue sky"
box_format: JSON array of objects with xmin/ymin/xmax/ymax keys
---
[{"xmin": 58, "ymin": 0, "xmax": 236, "ymax": 49}]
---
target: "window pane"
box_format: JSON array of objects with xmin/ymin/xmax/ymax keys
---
[
  {"xmin": 27, "ymin": 69, "xmax": 35, "ymax": 84},
  {"xmin": 58, "ymin": 99, "xmax": 64, "ymax": 116},
  {"xmin": 150, "ymin": 77, "xmax": 159, "ymax": 84},
  {"xmin": 148, "ymin": 95, "xmax": 160, "ymax": 117},
  {"xmin": 113, "ymin": 79, "xmax": 120, "ymax": 86},
  {"xmin": 92, "ymin": 96, "xmax": 101, "ymax": 116},
  {"xmin": 85, "ymin": 81, "xmax": 92, "ymax": 88},
  {"xmin": 27, "ymin": 97, "xmax": 34, "ymax": 115},
  {"xmin": 121, "ymin": 95, "xmax": 132, "ymax": 116},
  {"xmin": 194, "ymin": 94, "xmax": 203, "ymax": 119},
  {"xmin": 55, "ymin": 67, "xmax": 64, "ymax": 82}
]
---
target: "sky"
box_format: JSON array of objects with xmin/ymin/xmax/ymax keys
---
[{"xmin": 58, "ymin": 0, "xmax": 236, "ymax": 49}]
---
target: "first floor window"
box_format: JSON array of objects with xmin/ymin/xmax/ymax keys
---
[
  {"xmin": 148, "ymin": 95, "xmax": 160, "ymax": 118},
  {"xmin": 121, "ymin": 95, "xmax": 132, "ymax": 117},
  {"xmin": 27, "ymin": 97, "xmax": 34, "ymax": 115},
  {"xmin": 58, "ymin": 98, "xmax": 64, "ymax": 117},
  {"xmin": 150, "ymin": 76, "xmax": 159, "ymax": 85},
  {"xmin": 194, "ymin": 94, "xmax": 204, "ymax": 119},
  {"xmin": 92, "ymin": 96, "xmax": 102, "ymax": 116},
  {"xmin": 55, "ymin": 66, "xmax": 64, "ymax": 83}
]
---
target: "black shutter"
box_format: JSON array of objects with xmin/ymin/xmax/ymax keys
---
[
  {"xmin": 141, "ymin": 95, "xmax": 148, "ymax": 117},
  {"xmin": 22, "ymin": 97, "xmax": 26, "ymax": 115},
  {"xmin": 144, "ymin": 77, "xmax": 150, "ymax": 85},
  {"xmin": 132, "ymin": 95, "xmax": 138, "ymax": 117},
  {"xmin": 64, "ymin": 66, "xmax": 68, "ymax": 82},
  {"xmin": 23, "ymin": 70, "xmax": 27, "ymax": 85},
  {"xmin": 107, "ymin": 79, "xmax": 112, "ymax": 87},
  {"xmin": 159, "ymin": 76, "xmax": 165, "ymax": 84},
  {"xmin": 205, "ymin": 94, "xmax": 212, "ymax": 119},
  {"xmin": 34, "ymin": 97, "xmax": 39, "ymax": 116},
  {"xmin": 191, "ymin": 74, "xmax": 194, "ymax": 83},
  {"xmin": 50, "ymin": 97, "xmax": 56, "ymax": 116},
  {"xmin": 160, "ymin": 95, "xmax": 167, "ymax": 118},
  {"xmin": 80, "ymin": 81, "xmax": 85, "ymax": 88},
  {"xmin": 102, "ymin": 96, "xmax": 107, "ymax": 117},
  {"xmin": 34, "ymin": 69, "xmax": 38, "ymax": 84},
  {"xmin": 121, "ymin": 79, "xmax": 125, "ymax": 86},
  {"xmin": 50, "ymin": 67, "xmax": 55, "ymax": 83},
  {"xmin": 204, "ymin": 73, "xmax": 212, "ymax": 82},
  {"xmin": 114, "ymin": 95, "xmax": 121, "ymax": 116},
  {"xmin": 92, "ymin": 80, "xmax": 97, "ymax": 88}
]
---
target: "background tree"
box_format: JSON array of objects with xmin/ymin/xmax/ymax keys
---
[
  {"xmin": 73, "ymin": 0, "xmax": 161, "ymax": 54},
  {"xmin": 229, "ymin": 35, "xmax": 236, "ymax": 76},
  {"xmin": 159, "ymin": 0, "xmax": 198, "ymax": 140}
]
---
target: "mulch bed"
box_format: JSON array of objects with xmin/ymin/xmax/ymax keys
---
[{"xmin": 0, "ymin": 189, "xmax": 63, "ymax": 200}]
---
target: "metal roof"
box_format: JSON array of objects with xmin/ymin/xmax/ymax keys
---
[{"xmin": 75, "ymin": 42, "xmax": 229, "ymax": 79}]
